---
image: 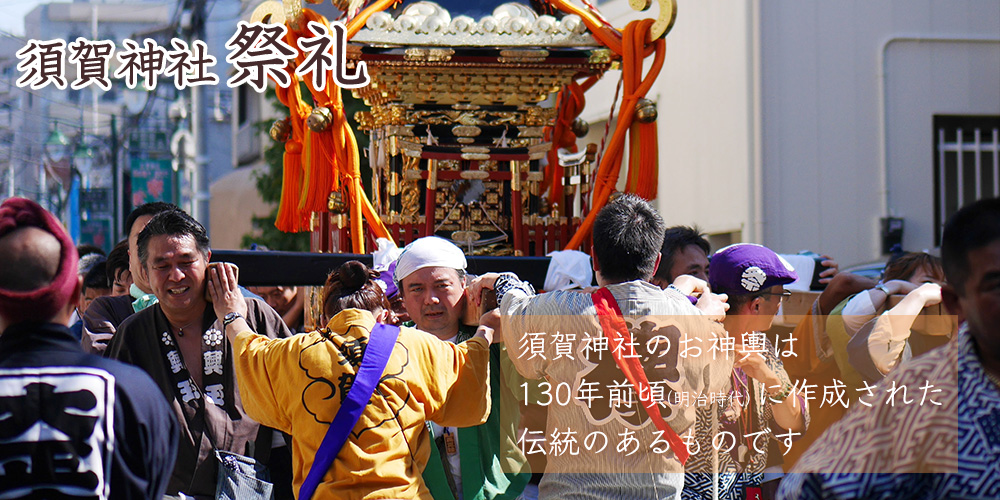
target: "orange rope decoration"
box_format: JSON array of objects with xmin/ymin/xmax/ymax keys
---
[
  {"xmin": 274, "ymin": 83, "xmax": 312, "ymax": 232},
  {"xmin": 543, "ymin": 76, "xmax": 598, "ymax": 212},
  {"xmin": 563, "ymin": 19, "xmax": 665, "ymax": 251},
  {"xmin": 270, "ymin": 8, "xmax": 392, "ymax": 252},
  {"xmin": 542, "ymin": 0, "xmax": 664, "ymax": 250},
  {"xmin": 625, "ymin": 113, "xmax": 658, "ymax": 200}
]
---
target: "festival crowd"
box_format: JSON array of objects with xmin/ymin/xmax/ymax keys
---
[{"xmin": 0, "ymin": 193, "xmax": 997, "ymax": 500}]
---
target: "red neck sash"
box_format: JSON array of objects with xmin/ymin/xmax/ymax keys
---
[{"xmin": 591, "ymin": 287, "xmax": 690, "ymax": 464}]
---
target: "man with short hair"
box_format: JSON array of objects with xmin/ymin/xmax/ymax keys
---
[
  {"xmin": 82, "ymin": 201, "xmax": 178, "ymax": 353},
  {"xmin": 394, "ymin": 236, "xmax": 530, "ymax": 500},
  {"xmin": 79, "ymin": 261, "xmax": 112, "ymax": 315},
  {"xmin": 650, "ymin": 225, "xmax": 711, "ymax": 287},
  {"xmin": 251, "ymin": 285, "xmax": 304, "ymax": 332},
  {"xmin": 0, "ymin": 197, "xmax": 178, "ymax": 499},
  {"xmin": 395, "ymin": 237, "xmax": 471, "ymax": 342},
  {"xmin": 475, "ymin": 194, "xmax": 731, "ymax": 499},
  {"xmin": 779, "ymin": 198, "xmax": 1000, "ymax": 499},
  {"xmin": 65, "ymin": 250, "xmax": 106, "ymax": 328},
  {"xmin": 109, "ymin": 209, "xmax": 292, "ymax": 499},
  {"xmin": 106, "ymin": 239, "xmax": 132, "ymax": 296},
  {"xmin": 246, "ymin": 244, "xmax": 305, "ymax": 332},
  {"xmin": 69, "ymin": 261, "xmax": 113, "ymax": 341}
]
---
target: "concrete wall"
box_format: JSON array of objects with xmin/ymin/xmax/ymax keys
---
[
  {"xmin": 208, "ymin": 163, "xmax": 272, "ymax": 249},
  {"xmin": 760, "ymin": 0, "xmax": 1000, "ymax": 267}
]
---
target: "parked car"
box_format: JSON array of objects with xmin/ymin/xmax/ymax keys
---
[{"xmin": 842, "ymin": 261, "xmax": 886, "ymax": 281}]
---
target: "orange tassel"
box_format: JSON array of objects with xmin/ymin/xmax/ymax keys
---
[
  {"xmin": 276, "ymin": 140, "xmax": 304, "ymax": 232},
  {"xmin": 299, "ymin": 130, "xmax": 313, "ymax": 211},
  {"xmin": 266, "ymin": 4, "xmax": 403, "ymax": 243},
  {"xmin": 274, "ymin": 82, "xmax": 312, "ymax": 232},
  {"xmin": 624, "ymin": 120, "xmax": 657, "ymax": 199},
  {"xmin": 302, "ymin": 129, "xmax": 336, "ymax": 214}
]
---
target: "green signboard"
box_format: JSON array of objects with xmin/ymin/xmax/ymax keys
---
[
  {"xmin": 130, "ymin": 157, "xmax": 175, "ymax": 206},
  {"xmin": 81, "ymin": 187, "xmax": 112, "ymax": 216},
  {"xmin": 80, "ymin": 217, "xmax": 114, "ymax": 254}
]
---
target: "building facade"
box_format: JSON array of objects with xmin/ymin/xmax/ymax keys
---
[
  {"xmin": 3, "ymin": 0, "xmax": 241, "ymax": 247},
  {"xmin": 586, "ymin": 0, "xmax": 999, "ymax": 267}
]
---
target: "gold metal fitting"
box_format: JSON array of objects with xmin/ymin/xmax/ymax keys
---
[
  {"xmin": 328, "ymin": 191, "xmax": 347, "ymax": 213},
  {"xmin": 270, "ymin": 118, "xmax": 291, "ymax": 142},
  {"xmin": 250, "ymin": 1, "xmax": 284, "ymax": 25},
  {"xmin": 635, "ymin": 99, "xmax": 658, "ymax": 124},
  {"xmin": 510, "ymin": 161, "xmax": 522, "ymax": 191},
  {"xmin": 427, "ymin": 160, "xmax": 438, "ymax": 186},
  {"xmin": 452, "ymin": 126, "xmax": 482, "ymax": 137},
  {"xmin": 571, "ymin": 118, "xmax": 589, "ymax": 137},
  {"xmin": 451, "ymin": 230, "xmax": 481, "ymax": 245},
  {"xmin": 387, "ymin": 172, "xmax": 401, "ymax": 196},
  {"xmin": 307, "ymin": 107, "xmax": 334, "ymax": 132},
  {"xmin": 588, "ymin": 48, "xmax": 613, "ymax": 65}
]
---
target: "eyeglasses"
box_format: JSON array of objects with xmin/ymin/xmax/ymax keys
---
[{"xmin": 761, "ymin": 290, "xmax": 792, "ymax": 301}]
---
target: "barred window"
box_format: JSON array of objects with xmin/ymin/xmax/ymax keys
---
[{"xmin": 934, "ymin": 115, "xmax": 1000, "ymax": 245}]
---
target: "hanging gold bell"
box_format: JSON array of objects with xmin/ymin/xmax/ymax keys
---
[
  {"xmin": 635, "ymin": 99, "xmax": 658, "ymax": 123},
  {"xmin": 269, "ymin": 118, "xmax": 291, "ymax": 142},
  {"xmin": 571, "ymin": 118, "xmax": 589, "ymax": 137},
  {"xmin": 307, "ymin": 107, "xmax": 334, "ymax": 132}
]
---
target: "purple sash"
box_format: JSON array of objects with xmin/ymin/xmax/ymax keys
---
[{"xmin": 299, "ymin": 323, "xmax": 400, "ymax": 500}]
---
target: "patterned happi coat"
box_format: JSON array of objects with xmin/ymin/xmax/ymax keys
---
[{"xmin": 779, "ymin": 323, "xmax": 1000, "ymax": 499}]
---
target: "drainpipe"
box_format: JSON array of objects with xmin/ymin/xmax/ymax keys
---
[{"xmin": 748, "ymin": 0, "xmax": 763, "ymax": 244}]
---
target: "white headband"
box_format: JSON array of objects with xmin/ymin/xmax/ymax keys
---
[{"xmin": 393, "ymin": 236, "xmax": 467, "ymax": 285}]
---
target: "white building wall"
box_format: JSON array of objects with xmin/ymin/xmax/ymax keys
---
[
  {"xmin": 760, "ymin": 0, "xmax": 1000, "ymax": 267},
  {"xmin": 884, "ymin": 39, "xmax": 1000, "ymax": 253}
]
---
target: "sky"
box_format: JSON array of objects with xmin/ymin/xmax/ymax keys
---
[{"xmin": 0, "ymin": 0, "xmax": 46, "ymax": 37}]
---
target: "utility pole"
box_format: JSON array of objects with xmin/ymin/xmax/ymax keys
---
[
  {"xmin": 191, "ymin": 68, "xmax": 206, "ymax": 224},
  {"xmin": 111, "ymin": 114, "xmax": 120, "ymax": 241},
  {"xmin": 193, "ymin": 0, "xmax": 209, "ymax": 229}
]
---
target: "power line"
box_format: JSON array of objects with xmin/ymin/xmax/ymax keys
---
[{"xmin": 0, "ymin": 29, "xmax": 28, "ymax": 43}]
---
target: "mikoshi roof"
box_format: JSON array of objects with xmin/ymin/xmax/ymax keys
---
[{"xmin": 353, "ymin": 1, "xmax": 602, "ymax": 47}]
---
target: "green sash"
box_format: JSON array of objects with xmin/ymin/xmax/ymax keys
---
[{"xmin": 420, "ymin": 325, "xmax": 530, "ymax": 500}]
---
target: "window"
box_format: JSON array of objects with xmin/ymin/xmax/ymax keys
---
[
  {"xmin": 238, "ymin": 86, "xmax": 249, "ymax": 125},
  {"xmin": 933, "ymin": 115, "xmax": 1000, "ymax": 245}
]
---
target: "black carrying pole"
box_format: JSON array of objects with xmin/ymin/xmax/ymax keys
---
[{"xmin": 210, "ymin": 250, "xmax": 554, "ymax": 290}]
